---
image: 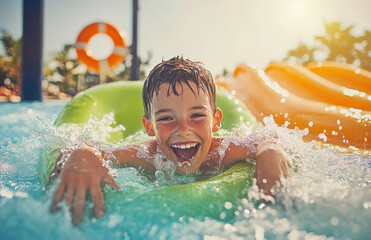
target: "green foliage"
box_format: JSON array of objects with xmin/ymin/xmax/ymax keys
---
[
  {"xmin": 0, "ymin": 30, "xmax": 22, "ymax": 90},
  {"xmin": 356, "ymin": 30, "xmax": 371, "ymax": 71},
  {"xmin": 44, "ymin": 44, "xmax": 79, "ymax": 95},
  {"xmin": 0, "ymin": 56, "xmax": 9, "ymax": 84},
  {"xmin": 111, "ymin": 51, "xmax": 152, "ymax": 82},
  {"xmin": 286, "ymin": 42, "xmax": 318, "ymax": 65},
  {"xmin": 44, "ymin": 44, "xmax": 152, "ymax": 96},
  {"xmin": 285, "ymin": 22, "xmax": 371, "ymax": 71}
]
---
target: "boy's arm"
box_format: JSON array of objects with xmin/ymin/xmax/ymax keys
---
[
  {"xmin": 221, "ymin": 139, "xmax": 289, "ymax": 196},
  {"xmin": 254, "ymin": 142, "xmax": 290, "ymax": 196},
  {"xmin": 49, "ymin": 147, "xmax": 120, "ymax": 226},
  {"xmin": 48, "ymin": 140, "xmax": 157, "ymax": 225},
  {"xmin": 101, "ymin": 140, "xmax": 157, "ymax": 175}
]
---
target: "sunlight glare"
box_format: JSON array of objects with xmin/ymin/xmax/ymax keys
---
[{"xmin": 288, "ymin": 0, "xmax": 307, "ymax": 20}]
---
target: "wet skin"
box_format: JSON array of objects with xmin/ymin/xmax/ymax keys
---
[
  {"xmin": 49, "ymin": 81, "xmax": 290, "ymax": 226},
  {"xmin": 142, "ymin": 82, "xmax": 222, "ymax": 174}
]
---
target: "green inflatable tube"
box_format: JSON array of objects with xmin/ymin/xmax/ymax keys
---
[{"xmin": 39, "ymin": 81, "xmax": 257, "ymax": 221}]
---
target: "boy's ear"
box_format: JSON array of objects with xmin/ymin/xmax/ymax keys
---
[
  {"xmin": 212, "ymin": 108, "xmax": 223, "ymax": 133},
  {"xmin": 142, "ymin": 115, "xmax": 155, "ymax": 136}
]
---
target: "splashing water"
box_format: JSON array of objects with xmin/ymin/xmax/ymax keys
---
[{"xmin": 0, "ymin": 101, "xmax": 370, "ymax": 239}]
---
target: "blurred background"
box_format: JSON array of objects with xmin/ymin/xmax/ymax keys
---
[{"xmin": 0, "ymin": 0, "xmax": 370, "ymax": 101}]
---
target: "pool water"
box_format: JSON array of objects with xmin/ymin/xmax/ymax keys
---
[{"xmin": 0, "ymin": 101, "xmax": 370, "ymax": 239}]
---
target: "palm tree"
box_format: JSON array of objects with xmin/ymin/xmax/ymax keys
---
[
  {"xmin": 283, "ymin": 22, "xmax": 371, "ymax": 71},
  {"xmin": 285, "ymin": 42, "xmax": 318, "ymax": 65},
  {"xmin": 315, "ymin": 22, "xmax": 358, "ymax": 63},
  {"xmin": 45, "ymin": 43, "xmax": 153, "ymax": 95},
  {"xmin": 47, "ymin": 44, "xmax": 79, "ymax": 95},
  {"xmin": 356, "ymin": 30, "xmax": 371, "ymax": 71},
  {"xmin": 0, "ymin": 30, "xmax": 22, "ymax": 93},
  {"xmin": 114, "ymin": 51, "xmax": 152, "ymax": 81},
  {"xmin": 0, "ymin": 55, "xmax": 10, "ymax": 85}
]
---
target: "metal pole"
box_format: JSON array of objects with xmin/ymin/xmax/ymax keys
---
[
  {"xmin": 130, "ymin": 0, "xmax": 139, "ymax": 80},
  {"xmin": 21, "ymin": 0, "xmax": 44, "ymax": 101}
]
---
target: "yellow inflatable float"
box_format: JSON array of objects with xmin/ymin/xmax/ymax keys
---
[{"xmin": 216, "ymin": 62, "xmax": 371, "ymax": 151}]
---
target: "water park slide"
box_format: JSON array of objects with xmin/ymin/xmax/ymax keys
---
[
  {"xmin": 265, "ymin": 62, "xmax": 371, "ymax": 111},
  {"xmin": 216, "ymin": 63, "xmax": 370, "ymax": 150},
  {"xmin": 306, "ymin": 61, "xmax": 371, "ymax": 94}
]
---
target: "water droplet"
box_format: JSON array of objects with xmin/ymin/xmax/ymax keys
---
[
  {"xmin": 224, "ymin": 202, "xmax": 233, "ymax": 209},
  {"xmin": 220, "ymin": 211, "xmax": 227, "ymax": 219},
  {"xmin": 0, "ymin": 188, "xmax": 14, "ymax": 199},
  {"xmin": 243, "ymin": 209, "xmax": 250, "ymax": 217},
  {"xmin": 330, "ymin": 216, "xmax": 339, "ymax": 225},
  {"xmin": 319, "ymin": 133, "xmax": 327, "ymax": 142},
  {"xmin": 255, "ymin": 225, "xmax": 265, "ymax": 240}
]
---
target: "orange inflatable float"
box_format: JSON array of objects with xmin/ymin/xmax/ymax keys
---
[
  {"xmin": 75, "ymin": 22, "xmax": 127, "ymax": 73},
  {"xmin": 265, "ymin": 62, "xmax": 371, "ymax": 111},
  {"xmin": 216, "ymin": 63, "xmax": 370, "ymax": 151},
  {"xmin": 306, "ymin": 61, "xmax": 371, "ymax": 95}
]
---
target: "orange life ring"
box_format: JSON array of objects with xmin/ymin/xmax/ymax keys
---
[{"xmin": 75, "ymin": 22, "xmax": 127, "ymax": 73}]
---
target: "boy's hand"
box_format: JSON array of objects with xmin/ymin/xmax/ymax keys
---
[
  {"xmin": 254, "ymin": 143, "xmax": 290, "ymax": 196},
  {"xmin": 49, "ymin": 148, "xmax": 120, "ymax": 226}
]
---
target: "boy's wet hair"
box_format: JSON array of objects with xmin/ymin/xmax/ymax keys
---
[{"xmin": 142, "ymin": 56, "xmax": 216, "ymax": 119}]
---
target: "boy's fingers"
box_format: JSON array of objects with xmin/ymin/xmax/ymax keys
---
[
  {"xmin": 64, "ymin": 184, "xmax": 76, "ymax": 205},
  {"xmin": 72, "ymin": 188, "xmax": 86, "ymax": 226},
  {"xmin": 51, "ymin": 180, "xmax": 66, "ymax": 212},
  {"xmin": 103, "ymin": 174, "xmax": 120, "ymax": 190},
  {"xmin": 89, "ymin": 183, "xmax": 105, "ymax": 218}
]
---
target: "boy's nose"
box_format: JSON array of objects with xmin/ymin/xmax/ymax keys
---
[{"xmin": 175, "ymin": 118, "xmax": 191, "ymax": 136}]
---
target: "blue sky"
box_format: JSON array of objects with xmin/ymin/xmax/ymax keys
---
[{"xmin": 0, "ymin": 0, "xmax": 370, "ymax": 76}]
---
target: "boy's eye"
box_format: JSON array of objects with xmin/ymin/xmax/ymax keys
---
[
  {"xmin": 191, "ymin": 113, "xmax": 206, "ymax": 118},
  {"xmin": 157, "ymin": 116, "xmax": 172, "ymax": 121}
]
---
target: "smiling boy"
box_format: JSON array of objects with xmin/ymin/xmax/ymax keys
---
[{"xmin": 49, "ymin": 57, "xmax": 290, "ymax": 225}]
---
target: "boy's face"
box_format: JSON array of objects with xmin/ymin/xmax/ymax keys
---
[{"xmin": 143, "ymin": 81, "xmax": 222, "ymax": 174}]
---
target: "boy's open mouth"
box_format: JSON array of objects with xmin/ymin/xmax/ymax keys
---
[{"xmin": 170, "ymin": 143, "xmax": 200, "ymax": 163}]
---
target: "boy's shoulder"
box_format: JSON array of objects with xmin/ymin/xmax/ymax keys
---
[{"xmin": 210, "ymin": 137, "xmax": 254, "ymax": 167}]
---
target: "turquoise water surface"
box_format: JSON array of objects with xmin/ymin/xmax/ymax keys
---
[{"xmin": 0, "ymin": 101, "xmax": 370, "ymax": 240}]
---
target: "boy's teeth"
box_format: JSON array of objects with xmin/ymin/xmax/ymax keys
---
[{"xmin": 172, "ymin": 143, "xmax": 197, "ymax": 149}]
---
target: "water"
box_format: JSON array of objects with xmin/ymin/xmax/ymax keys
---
[{"xmin": 0, "ymin": 101, "xmax": 370, "ymax": 240}]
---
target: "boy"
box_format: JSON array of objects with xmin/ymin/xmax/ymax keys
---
[{"xmin": 49, "ymin": 57, "xmax": 290, "ymax": 226}]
